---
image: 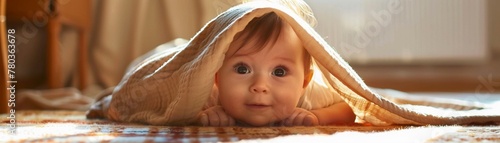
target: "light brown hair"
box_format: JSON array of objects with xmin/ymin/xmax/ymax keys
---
[{"xmin": 229, "ymin": 12, "xmax": 312, "ymax": 76}]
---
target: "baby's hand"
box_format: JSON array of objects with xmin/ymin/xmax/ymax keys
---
[
  {"xmin": 283, "ymin": 108, "xmax": 319, "ymax": 126},
  {"xmin": 198, "ymin": 106, "xmax": 235, "ymax": 126}
]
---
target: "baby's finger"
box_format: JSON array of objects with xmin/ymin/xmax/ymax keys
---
[
  {"xmin": 200, "ymin": 113, "xmax": 209, "ymax": 126},
  {"xmin": 228, "ymin": 116, "xmax": 235, "ymax": 126},
  {"xmin": 207, "ymin": 110, "xmax": 220, "ymax": 126},
  {"xmin": 216, "ymin": 109, "xmax": 230, "ymax": 126},
  {"xmin": 310, "ymin": 115, "xmax": 319, "ymax": 125},
  {"xmin": 303, "ymin": 115, "xmax": 316, "ymax": 126},
  {"xmin": 293, "ymin": 112, "xmax": 307, "ymax": 126},
  {"xmin": 284, "ymin": 111, "xmax": 299, "ymax": 126}
]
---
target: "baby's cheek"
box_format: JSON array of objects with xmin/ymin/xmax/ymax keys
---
[{"xmin": 286, "ymin": 93, "xmax": 303, "ymax": 115}]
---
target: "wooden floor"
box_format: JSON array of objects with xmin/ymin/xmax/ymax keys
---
[{"xmin": 352, "ymin": 57, "xmax": 500, "ymax": 92}]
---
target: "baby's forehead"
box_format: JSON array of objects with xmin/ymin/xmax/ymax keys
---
[
  {"xmin": 226, "ymin": 15, "xmax": 306, "ymax": 59},
  {"xmin": 238, "ymin": 34, "xmax": 304, "ymax": 54}
]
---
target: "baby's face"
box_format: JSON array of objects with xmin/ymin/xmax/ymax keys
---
[{"xmin": 216, "ymin": 24, "xmax": 307, "ymax": 126}]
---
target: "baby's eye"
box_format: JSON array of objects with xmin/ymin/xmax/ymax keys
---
[
  {"xmin": 272, "ymin": 66, "xmax": 287, "ymax": 77},
  {"xmin": 234, "ymin": 63, "xmax": 250, "ymax": 74}
]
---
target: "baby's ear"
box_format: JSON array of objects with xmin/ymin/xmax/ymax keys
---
[{"xmin": 303, "ymin": 69, "xmax": 314, "ymax": 88}]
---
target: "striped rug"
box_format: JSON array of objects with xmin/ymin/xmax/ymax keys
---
[{"xmin": 1, "ymin": 110, "xmax": 498, "ymax": 142}]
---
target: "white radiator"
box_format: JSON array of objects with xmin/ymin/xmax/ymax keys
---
[{"xmin": 305, "ymin": 0, "xmax": 488, "ymax": 65}]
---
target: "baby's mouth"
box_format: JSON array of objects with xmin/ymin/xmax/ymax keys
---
[{"xmin": 246, "ymin": 103, "xmax": 271, "ymax": 109}]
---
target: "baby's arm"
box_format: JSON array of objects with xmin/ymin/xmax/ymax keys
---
[
  {"xmin": 283, "ymin": 102, "xmax": 355, "ymax": 126},
  {"xmin": 310, "ymin": 102, "xmax": 356, "ymax": 125}
]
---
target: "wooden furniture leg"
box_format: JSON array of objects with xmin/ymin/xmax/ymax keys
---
[
  {"xmin": 78, "ymin": 29, "xmax": 88, "ymax": 90},
  {"xmin": 4, "ymin": 0, "xmax": 90, "ymax": 94},
  {"xmin": 47, "ymin": 8, "xmax": 63, "ymax": 89},
  {"xmin": 53, "ymin": 0, "xmax": 91, "ymax": 90},
  {"xmin": 1, "ymin": 0, "xmax": 8, "ymax": 113}
]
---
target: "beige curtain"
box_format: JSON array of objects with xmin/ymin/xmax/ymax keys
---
[
  {"xmin": 89, "ymin": 0, "xmax": 238, "ymax": 88},
  {"xmin": 489, "ymin": 0, "xmax": 500, "ymax": 55}
]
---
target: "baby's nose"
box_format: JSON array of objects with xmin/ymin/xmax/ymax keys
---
[
  {"xmin": 250, "ymin": 75, "xmax": 269, "ymax": 93},
  {"xmin": 252, "ymin": 87, "xmax": 267, "ymax": 93}
]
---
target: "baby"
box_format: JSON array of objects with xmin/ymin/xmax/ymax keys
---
[
  {"xmin": 86, "ymin": 0, "xmax": 356, "ymax": 127},
  {"xmin": 198, "ymin": 1, "xmax": 355, "ymax": 127}
]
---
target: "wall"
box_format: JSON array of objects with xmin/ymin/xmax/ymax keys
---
[
  {"xmin": 489, "ymin": 0, "xmax": 500, "ymax": 57},
  {"xmin": 307, "ymin": 0, "xmax": 490, "ymax": 65}
]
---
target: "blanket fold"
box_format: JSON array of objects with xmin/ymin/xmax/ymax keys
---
[{"xmin": 87, "ymin": 1, "xmax": 500, "ymax": 126}]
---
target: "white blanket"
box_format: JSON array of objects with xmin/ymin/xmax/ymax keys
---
[{"xmin": 86, "ymin": 1, "xmax": 500, "ymax": 126}]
